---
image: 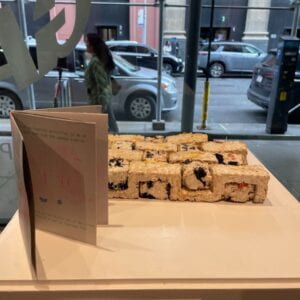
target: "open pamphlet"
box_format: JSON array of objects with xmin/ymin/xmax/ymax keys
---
[{"xmin": 11, "ymin": 106, "xmax": 108, "ymax": 271}]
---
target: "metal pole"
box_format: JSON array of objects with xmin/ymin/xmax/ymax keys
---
[
  {"xmin": 201, "ymin": 0, "xmax": 215, "ymax": 129},
  {"xmin": 21, "ymin": 0, "xmax": 295, "ymax": 9},
  {"xmin": 181, "ymin": 0, "xmax": 202, "ymax": 132},
  {"xmin": 142, "ymin": 0, "xmax": 147, "ymax": 44},
  {"xmin": 18, "ymin": 0, "xmax": 36, "ymax": 110},
  {"xmin": 152, "ymin": 0, "xmax": 165, "ymax": 130},
  {"xmin": 206, "ymin": 0, "xmax": 215, "ymax": 80},
  {"xmin": 291, "ymin": 0, "xmax": 300, "ymax": 36}
]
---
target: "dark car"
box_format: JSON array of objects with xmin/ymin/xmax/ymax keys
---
[
  {"xmin": 106, "ymin": 40, "xmax": 184, "ymax": 75},
  {"xmin": 247, "ymin": 49, "xmax": 300, "ymax": 121}
]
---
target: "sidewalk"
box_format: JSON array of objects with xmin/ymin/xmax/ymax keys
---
[
  {"xmin": 2, "ymin": 119, "xmax": 300, "ymax": 139},
  {"xmin": 0, "ymin": 120, "xmax": 12, "ymax": 135},
  {"xmin": 117, "ymin": 121, "xmax": 300, "ymax": 140}
]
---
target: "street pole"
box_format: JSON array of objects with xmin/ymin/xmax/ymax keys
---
[
  {"xmin": 18, "ymin": 0, "xmax": 36, "ymax": 110},
  {"xmin": 291, "ymin": 0, "xmax": 300, "ymax": 36},
  {"xmin": 152, "ymin": 0, "xmax": 165, "ymax": 130},
  {"xmin": 201, "ymin": 0, "xmax": 215, "ymax": 129},
  {"xmin": 181, "ymin": 0, "xmax": 202, "ymax": 132},
  {"xmin": 142, "ymin": 0, "xmax": 147, "ymax": 44}
]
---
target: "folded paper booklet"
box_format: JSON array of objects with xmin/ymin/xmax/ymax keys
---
[{"xmin": 11, "ymin": 106, "xmax": 108, "ymax": 271}]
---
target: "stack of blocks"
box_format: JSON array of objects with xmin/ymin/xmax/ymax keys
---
[{"xmin": 108, "ymin": 133, "xmax": 270, "ymax": 203}]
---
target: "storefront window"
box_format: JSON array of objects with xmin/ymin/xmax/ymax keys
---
[
  {"xmin": 2, "ymin": 4, "xmax": 300, "ymax": 293},
  {"xmin": 0, "ymin": 0, "xmax": 299, "ymax": 128}
]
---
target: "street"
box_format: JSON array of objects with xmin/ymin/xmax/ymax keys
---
[{"xmin": 163, "ymin": 77, "xmax": 267, "ymax": 124}]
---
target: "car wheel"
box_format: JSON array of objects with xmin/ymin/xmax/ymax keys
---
[
  {"xmin": 0, "ymin": 90, "xmax": 23, "ymax": 119},
  {"xmin": 126, "ymin": 93, "xmax": 156, "ymax": 121},
  {"xmin": 163, "ymin": 63, "xmax": 173, "ymax": 75},
  {"xmin": 209, "ymin": 62, "xmax": 225, "ymax": 78}
]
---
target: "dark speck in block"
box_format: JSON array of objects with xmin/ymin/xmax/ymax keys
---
[
  {"xmin": 139, "ymin": 192, "xmax": 155, "ymax": 199},
  {"xmin": 194, "ymin": 167, "xmax": 207, "ymax": 186},
  {"xmin": 109, "ymin": 158, "xmax": 124, "ymax": 167},
  {"xmin": 215, "ymin": 153, "xmax": 224, "ymax": 164},
  {"xmin": 146, "ymin": 151, "xmax": 154, "ymax": 158},
  {"xmin": 147, "ymin": 181, "xmax": 154, "ymax": 189}
]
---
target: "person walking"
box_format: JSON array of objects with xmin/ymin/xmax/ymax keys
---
[{"xmin": 85, "ymin": 33, "xmax": 119, "ymax": 133}]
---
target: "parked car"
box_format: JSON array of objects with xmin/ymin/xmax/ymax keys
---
[
  {"xmin": 0, "ymin": 42, "xmax": 178, "ymax": 121},
  {"xmin": 247, "ymin": 49, "xmax": 300, "ymax": 121},
  {"xmin": 107, "ymin": 40, "xmax": 184, "ymax": 75},
  {"xmin": 198, "ymin": 41, "xmax": 266, "ymax": 78}
]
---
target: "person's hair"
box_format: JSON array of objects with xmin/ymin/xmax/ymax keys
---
[{"xmin": 86, "ymin": 33, "xmax": 115, "ymax": 73}]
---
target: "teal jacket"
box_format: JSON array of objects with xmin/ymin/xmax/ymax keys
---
[{"xmin": 85, "ymin": 55, "xmax": 112, "ymax": 107}]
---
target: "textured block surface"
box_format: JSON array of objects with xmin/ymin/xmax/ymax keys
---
[
  {"xmin": 169, "ymin": 151, "xmax": 218, "ymax": 164},
  {"xmin": 129, "ymin": 161, "xmax": 181, "ymax": 200},
  {"xmin": 135, "ymin": 141, "xmax": 177, "ymax": 153},
  {"xmin": 166, "ymin": 133, "xmax": 208, "ymax": 145},
  {"xmin": 109, "ymin": 149, "xmax": 143, "ymax": 162},
  {"xmin": 211, "ymin": 165, "xmax": 270, "ymax": 203},
  {"xmin": 110, "ymin": 141, "xmax": 134, "ymax": 151},
  {"xmin": 142, "ymin": 150, "xmax": 168, "ymax": 162}
]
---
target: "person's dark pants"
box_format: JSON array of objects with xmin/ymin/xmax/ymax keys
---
[{"xmin": 103, "ymin": 101, "xmax": 119, "ymax": 133}]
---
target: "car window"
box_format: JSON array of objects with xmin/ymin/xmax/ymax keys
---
[
  {"xmin": 112, "ymin": 53, "xmax": 139, "ymax": 72},
  {"xmin": 110, "ymin": 45, "xmax": 127, "ymax": 52},
  {"xmin": 110, "ymin": 45, "xmax": 137, "ymax": 52},
  {"xmin": 126, "ymin": 46, "xmax": 137, "ymax": 52},
  {"xmin": 200, "ymin": 44, "xmax": 219, "ymax": 52},
  {"xmin": 262, "ymin": 53, "xmax": 276, "ymax": 67},
  {"xmin": 223, "ymin": 45, "xmax": 243, "ymax": 53},
  {"xmin": 136, "ymin": 46, "xmax": 150, "ymax": 54},
  {"xmin": 0, "ymin": 48, "xmax": 7, "ymax": 66},
  {"xmin": 29, "ymin": 46, "xmax": 38, "ymax": 68},
  {"xmin": 28, "ymin": 46, "xmax": 71, "ymax": 71},
  {"xmin": 243, "ymin": 45, "xmax": 259, "ymax": 54},
  {"xmin": 75, "ymin": 50, "xmax": 85, "ymax": 71}
]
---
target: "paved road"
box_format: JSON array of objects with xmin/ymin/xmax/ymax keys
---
[
  {"xmin": 163, "ymin": 77, "xmax": 267, "ymax": 124},
  {"xmin": 247, "ymin": 140, "xmax": 300, "ymax": 200}
]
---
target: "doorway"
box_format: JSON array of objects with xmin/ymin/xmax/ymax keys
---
[{"xmin": 97, "ymin": 26, "xmax": 118, "ymax": 41}]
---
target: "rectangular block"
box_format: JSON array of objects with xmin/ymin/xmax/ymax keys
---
[
  {"xmin": 201, "ymin": 141, "xmax": 248, "ymax": 164},
  {"xmin": 108, "ymin": 159, "xmax": 138, "ymax": 199},
  {"xmin": 109, "ymin": 149, "xmax": 143, "ymax": 162},
  {"xmin": 180, "ymin": 188, "xmax": 220, "ymax": 202},
  {"xmin": 169, "ymin": 151, "xmax": 218, "ymax": 164},
  {"xmin": 166, "ymin": 133, "xmax": 208, "ymax": 145},
  {"xmin": 110, "ymin": 141, "xmax": 134, "ymax": 151},
  {"xmin": 180, "ymin": 161, "xmax": 221, "ymax": 202},
  {"xmin": 108, "ymin": 134, "xmax": 145, "ymax": 143},
  {"xmin": 135, "ymin": 141, "xmax": 177, "ymax": 153},
  {"xmin": 211, "ymin": 165, "xmax": 270, "ymax": 203},
  {"xmin": 214, "ymin": 152, "xmax": 246, "ymax": 166},
  {"xmin": 144, "ymin": 136, "xmax": 165, "ymax": 143},
  {"xmin": 129, "ymin": 161, "xmax": 181, "ymax": 200},
  {"xmin": 182, "ymin": 162, "xmax": 212, "ymax": 191},
  {"xmin": 177, "ymin": 143, "xmax": 200, "ymax": 152},
  {"xmin": 142, "ymin": 150, "xmax": 168, "ymax": 162}
]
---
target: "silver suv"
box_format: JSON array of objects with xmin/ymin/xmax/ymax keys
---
[
  {"xmin": 198, "ymin": 42, "xmax": 266, "ymax": 78},
  {"xmin": 0, "ymin": 42, "xmax": 177, "ymax": 121}
]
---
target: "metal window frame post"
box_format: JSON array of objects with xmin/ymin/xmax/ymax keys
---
[
  {"xmin": 181, "ymin": 0, "xmax": 202, "ymax": 132},
  {"xmin": 152, "ymin": 0, "xmax": 165, "ymax": 131},
  {"xmin": 142, "ymin": 0, "xmax": 148, "ymax": 44},
  {"xmin": 200, "ymin": 0, "xmax": 214, "ymax": 129},
  {"xmin": 17, "ymin": 0, "xmax": 36, "ymax": 110},
  {"xmin": 291, "ymin": 0, "xmax": 300, "ymax": 36}
]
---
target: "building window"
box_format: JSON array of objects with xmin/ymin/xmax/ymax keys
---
[{"xmin": 97, "ymin": 26, "xmax": 118, "ymax": 41}]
